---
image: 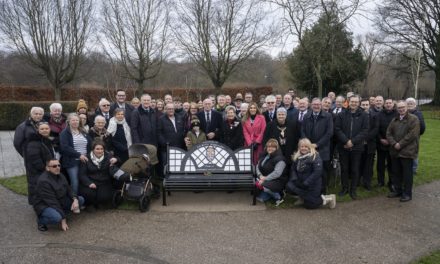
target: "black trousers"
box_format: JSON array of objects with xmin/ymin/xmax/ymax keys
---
[
  {"xmin": 377, "ymin": 149, "xmax": 393, "ymax": 186},
  {"xmin": 321, "ymin": 160, "xmax": 330, "ymax": 194},
  {"xmin": 339, "ymin": 149, "xmax": 362, "ymax": 193},
  {"xmin": 79, "ymin": 183, "xmax": 114, "ymax": 206},
  {"xmin": 360, "ymin": 147, "xmax": 375, "ymax": 187},
  {"xmin": 391, "ymin": 157, "xmax": 414, "ymax": 197}
]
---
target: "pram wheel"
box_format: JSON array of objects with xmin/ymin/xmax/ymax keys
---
[
  {"xmin": 139, "ymin": 194, "xmax": 150, "ymax": 212},
  {"xmin": 112, "ymin": 190, "xmax": 123, "ymax": 208}
]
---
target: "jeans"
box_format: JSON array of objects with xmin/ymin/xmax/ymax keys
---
[
  {"xmin": 413, "ymin": 158, "xmax": 419, "ymax": 174},
  {"xmin": 66, "ymin": 165, "xmax": 79, "ymax": 195},
  {"xmin": 38, "ymin": 196, "xmax": 84, "ymax": 225},
  {"xmin": 262, "ymin": 187, "xmax": 281, "ymax": 200}
]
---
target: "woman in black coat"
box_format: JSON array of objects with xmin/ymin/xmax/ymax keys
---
[
  {"xmin": 24, "ymin": 122, "xmax": 55, "ymax": 205},
  {"xmin": 107, "ymin": 108, "xmax": 132, "ymax": 164},
  {"xmin": 220, "ymin": 106, "xmax": 244, "ymax": 150},
  {"xmin": 286, "ymin": 138, "xmax": 336, "ymax": 209},
  {"xmin": 255, "ymin": 139, "xmax": 288, "ymax": 206},
  {"xmin": 88, "ymin": 115, "xmax": 113, "ymax": 153},
  {"xmin": 78, "ymin": 141, "xmax": 127, "ymax": 210}
]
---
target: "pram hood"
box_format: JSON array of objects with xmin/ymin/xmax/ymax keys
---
[{"xmin": 128, "ymin": 144, "xmax": 159, "ymax": 165}]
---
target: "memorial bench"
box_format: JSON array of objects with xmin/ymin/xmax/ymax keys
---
[{"xmin": 162, "ymin": 141, "xmax": 256, "ymax": 205}]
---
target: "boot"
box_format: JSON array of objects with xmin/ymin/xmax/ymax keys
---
[{"xmin": 321, "ymin": 194, "xmax": 336, "ymax": 209}]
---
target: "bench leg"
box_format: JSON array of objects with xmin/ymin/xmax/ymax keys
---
[
  {"xmin": 252, "ymin": 188, "xmax": 256, "ymax": 205},
  {"xmin": 162, "ymin": 187, "xmax": 167, "ymax": 206}
]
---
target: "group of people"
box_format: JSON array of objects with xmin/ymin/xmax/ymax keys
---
[{"xmin": 13, "ymin": 89, "xmax": 424, "ymax": 231}]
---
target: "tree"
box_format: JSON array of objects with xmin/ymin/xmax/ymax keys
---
[
  {"xmin": 287, "ymin": 12, "xmax": 366, "ymax": 97},
  {"xmin": 269, "ymin": 0, "xmax": 364, "ymax": 97},
  {"xmin": 173, "ymin": 0, "xmax": 277, "ymax": 91},
  {"xmin": 102, "ymin": 0, "xmax": 169, "ymax": 97},
  {"xmin": 376, "ymin": 0, "xmax": 440, "ymax": 104},
  {"xmin": 0, "ymin": 0, "xmax": 93, "ymax": 100}
]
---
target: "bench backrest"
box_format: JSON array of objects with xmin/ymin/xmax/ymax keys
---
[{"xmin": 167, "ymin": 141, "xmax": 253, "ymax": 174}]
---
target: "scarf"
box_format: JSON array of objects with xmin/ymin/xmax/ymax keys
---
[
  {"xmin": 107, "ymin": 117, "xmax": 132, "ymax": 148},
  {"xmin": 296, "ymin": 153, "xmax": 314, "ymax": 172},
  {"xmin": 90, "ymin": 151, "xmax": 104, "ymax": 169},
  {"xmin": 91, "ymin": 126, "xmax": 109, "ymax": 137}
]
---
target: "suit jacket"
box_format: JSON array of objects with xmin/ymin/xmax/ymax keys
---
[
  {"xmin": 130, "ymin": 107, "xmax": 158, "ymax": 146},
  {"xmin": 110, "ymin": 102, "xmax": 134, "ymax": 126},
  {"xmin": 197, "ymin": 110, "xmax": 223, "ymax": 140},
  {"xmin": 301, "ymin": 111, "xmax": 333, "ymax": 161},
  {"xmin": 263, "ymin": 109, "xmax": 277, "ymax": 124},
  {"xmin": 157, "ymin": 114, "xmax": 185, "ymax": 149},
  {"xmin": 91, "ymin": 109, "xmax": 112, "ymax": 128}
]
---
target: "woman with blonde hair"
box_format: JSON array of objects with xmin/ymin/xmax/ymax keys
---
[
  {"xmin": 286, "ymin": 138, "xmax": 336, "ymax": 209},
  {"xmin": 242, "ymin": 102, "xmax": 266, "ymax": 165}
]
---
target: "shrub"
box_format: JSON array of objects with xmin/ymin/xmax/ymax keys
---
[{"xmin": 0, "ymin": 101, "xmax": 78, "ymax": 130}]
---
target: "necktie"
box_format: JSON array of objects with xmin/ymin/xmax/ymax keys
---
[
  {"xmin": 270, "ymin": 112, "xmax": 273, "ymax": 121},
  {"xmin": 206, "ymin": 111, "xmax": 211, "ymax": 131},
  {"xmin": 299, "ymin": 111, "xmax": 304, "ymax": 121}
]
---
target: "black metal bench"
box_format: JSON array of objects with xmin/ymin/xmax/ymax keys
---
[{"xmin": 162, "ymin": 141, "xmax": 256, "ymax": 205}]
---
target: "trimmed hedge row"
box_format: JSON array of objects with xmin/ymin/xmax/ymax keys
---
[{"xmin": 0, "ymin": 101, "xmax": 78, "ymax": 130}]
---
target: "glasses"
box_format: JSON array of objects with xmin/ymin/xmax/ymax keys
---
[
  {"xmin": 101, "ymin": 104, "xmax": 110, "ymax": 107},
  {"xmin": 48, "ymin": 164, "xmax": 61, "ymax": 168},
  {"xmin": 267, "ymin": 102, "xmax": 275, "ymax": 104}
]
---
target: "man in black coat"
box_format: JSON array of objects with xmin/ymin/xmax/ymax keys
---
[
  {"xmin": 301, "ymin": 98, "xmax": 333, "ymax": 194},
  {"xmin": 262, "ymin": 95, "xmax": 277, "ymax": 124},
  {"xmin": 263, "ymin": 107, "xmax": 298, "ymax": 165},
  {"xmin": 131, "ymin": 94, "xmax": 158, "ymax": 146},
  {"xmin": 282, "ymin": 93, "xmax": 299, "ymax": 122},
  {"xmin": 197, "ymin": 98, "xmax": 223, "ymax": 141},
  {"xmin": 335, "ymin": 95, "xmax": 369, "ymax": 199},
  {"xmin": 360, "ymin": 99, "xmax": 379, "ymax": 191},
  {"xmin": 14, "ymin": 106, "xmax": 45, "ymax": 157},
  {"xmin": 110, "ymin": 89, "xmax": 134, "ymax": 126},
  {"xmin": 33, "ymin": 159, "xmax": 84, "ymax": 232},
  {"xmin": 376, "ymin": 99, "xmax": 396, "ymax": 189},
  {"xmin": 91, "ymin": 98, "xmax": 113, "ymax": 128}
]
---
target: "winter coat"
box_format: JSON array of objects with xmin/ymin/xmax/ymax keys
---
[
  {"xmin": 59, "ymin": 127, "xmax": 92, "ymax": 169},
  {"xmin": 242, "ymin": 114, "xmax": 266, "ymax": 165},
  {"xmin": 377, "ymin": 109, "xmax": 397, "ymax": 151},
  {"xmin": 263, "ymin": 119, "xmax": 298, "ymax": 164},
  {"xmin": 409, "ymin": 109, "xmax": 426, "ymax": 135},
  {"xmin": 33, "ymin": 171, "xmax": 76, "ymax": 218},
  {"xmin": 157, "ymin": 115, "xmax": 185, "ymax": 149},
  {"xmin": 287, "ymin": 153, "xmax": 323, "ymax": 209},
  {"xmin": 386, "ymin": 113, "xmax": 420, "ymax": 159},
  {"xmin": 220, "ymin": 118, "xmax": 244, "ymax": 151},
  {"xmin": 334, "ymin": 108, "xmax": 369, "ymax": 152},
  {"xmin": 43, "ymin": 113, "xmax": 67, "ymax": 153},
  {"xmin": 196, "ymin": 110, "xmax": 223, "ymax": 140},
  {"xmin": 301, "ymin": 111, "xmax": 333, "ymax": 161},
  {"xmin": 257, "ymin": 149, "xmax": 287, "ymax": 193},
  {"xmin": 131, "ymin": 107, "xmax": 158, "ymax": 146},
  {"xmin": 186, "ymin": 130, "xmax": 207, "ymax": 149},
  {"xmin": 78, "ymin": 152, "xmax": 118, "ymax": 187},
  {"xmin": 364, "ymin": 110, "xmax": 379, "ymax": 154},
  {"xmin": 110, "ymin": 102, "xmax": 134, "ymax": 126},
  {"xmin": 88, "ymin": 127, "xmax": 114, "ymax": 153},
  {"xmin": 13, "ymin": 118, "xmax": 39, "ymax": 157}
]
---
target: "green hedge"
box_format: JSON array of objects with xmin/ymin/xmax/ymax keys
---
[{"xmin": 0, "ymin": 101, "xmax": 78, "ymax": 130}]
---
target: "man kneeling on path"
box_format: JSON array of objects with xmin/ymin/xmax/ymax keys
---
[{"xmin": 33, "ymin": 159, "xmax": 84, "ymax": 231}]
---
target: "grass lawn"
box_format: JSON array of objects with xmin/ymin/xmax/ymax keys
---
[
  {"xmin": 413, "ymin": 250, "xmax": 440, "ymax": 264},
  {"xmin": 1, "ymin": 115, "xmax": 440, "ymax": 209}
]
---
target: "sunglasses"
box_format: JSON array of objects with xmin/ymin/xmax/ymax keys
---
[
  {"xmin": 48, "ymin": 164, "xmax": 61, "ymax": 168},
  {"xmin": 101, "ymin": 104, "xmax": 110, "ymax": 107}
]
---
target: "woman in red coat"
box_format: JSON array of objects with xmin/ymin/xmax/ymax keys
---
[{"xmin": 242, "ymin": 102, "xmax": 266, "ymax": 165}]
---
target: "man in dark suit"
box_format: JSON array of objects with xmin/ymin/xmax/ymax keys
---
[
  {"xmin": 197, "ymin": 98, "xmax": 223, "ymax": 141},
  {"xmin": 301, "ymin": 98, "xmax": 333, "ymax": 194},
  {"xmin": 131, "ymin": 94, "xmax": 158, "ymax": 146},
  {"xmin": 157, "ymin": 103, "xmax": 185, "ymax": 166},
  {"xmin": 263, "ymin": 95, "xmax": 277, "ymax": 124},
  {"xmin": 110, "ymin": 89, "xmax": 134, "ymax": 126},
  {"xmin": 91, "ymin": 98, "xmax": 112, "ymax": 128}
]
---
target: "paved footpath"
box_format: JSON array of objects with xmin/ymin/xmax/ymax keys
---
[
  {"xmin": 0, "ymin": 131, "xmax": 25, "ymax": 178},
  {"xmin": 1, "ymin": 181, "xmax": 440, "ymax": 264}
]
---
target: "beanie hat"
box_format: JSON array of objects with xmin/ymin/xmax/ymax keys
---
[
  {"xmin": 77, "ymin": 99, "xmax": 88, "ymax": 112},
  {"xmin": 191, "ymin": 117, "xmax": 201, "ymax": 128}
]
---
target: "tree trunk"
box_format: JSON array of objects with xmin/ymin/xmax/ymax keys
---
[
  {"xmin": 54, "ymin": 85, "xmax": 61, "ymax": 101},
  {"xmin": 136, "ymin": 80, "xmax": 144, "ymax": 98},
  {"xmin": 434, "ymin": 68, "xmax": 440, "ymax": 105}
]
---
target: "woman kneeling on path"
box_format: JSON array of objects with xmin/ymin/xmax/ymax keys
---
[
  {"xmin": 255, "ymin": 139, "xmax": 288, "ymax": 206},
  {"xmin": 286, "ymin": 138, "xmax": 336, "ymax": 209},
  {"xmin": 78, "ymin": 141, "xmax": 129, "ymax": 211}
]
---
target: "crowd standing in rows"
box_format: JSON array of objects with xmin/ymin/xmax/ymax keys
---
[{"xmin": 13, "ymin": 89, "xmax": 425, "ymax": 231}]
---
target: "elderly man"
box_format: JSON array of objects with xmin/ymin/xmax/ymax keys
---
[
  {"xmin": 43, "ymin": 103, "xmax": 67, "ymax": 154},
  {"xmin": 14, "ymin": 107, "xmax": 45, "ymax": 157},
  {"xmin": 225, "ymin": 95, "xmax": 232, "ymax": 106},
  {"xmin": 321, "ymin": 97, "xmax": 333, "ymax": 113},
  {"xmin": 131, "ymin": 94, "xmax": 158, "ymax": 146},
  {"xmin": 158, "ymin": 103, "xmax": 185, "ymax": 165},
  {"xmin": 92, "ymin": 98, "xmax": 112, "ymax": 127},
  {"xmin": 386, "ymin": 101, "xmax": 420, "ymax": 202},
  {"xmin": 301, "ymin": 98, "xmax": 333, "ymax": 194},
  {"xmin": 332, "ymin": 96, "xmax": 345, "ymax": 115},
  {"xmin": 196, "ymin": 98, "xmax": 223, "ymax": 140},
  {"xmin": 283, "ymin": 93, "xmax": 298, "ymax": 121},
  {"xmin": 110, "ymin": 89, "xmax": 134, "ymax": 126},
  {"xmin": 33, "ymin": 159, "xmax": 84, "ymax": 231},
  {"xmin": 263, "ymin": 95, "xmax": 277, "ymax": 123},
  {"xmin": 372, "ymin": 95, "xmax": 384, "ymax": 114},
  {"xmin": 335, "ymin": 95, "xmax": 369, "ymax": 199},
  {"xmin": 275, "ymin": 94, "xmax": 283, "ymax": 108},
  {"xmin": 406, "ymin": 97, "xmax": 426, "ymax": 174}
]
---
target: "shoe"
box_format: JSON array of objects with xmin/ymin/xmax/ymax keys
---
[
  {"xmin": 387, "ymin": 192, "xmax": 401, "ymax": 198},
  {"xmin": 363, "ymin": 184, "xmax": 371, "ymax": 191},
  {"xmin": 256, "ymin": 196, "xmax": 265, "ymax": 203},
  {"xmin": 38, "ymin": 224, "xmax": 48, "ymax": 232},
  {"xmin": 321, "ymin": 194, "xmax": 336, "ymax": 209},
  {"xmin": 275, "ymin": 199, "xmax": 284, "ymax": 207},
  {"xmin": 350, "ymin": 192, "xmax": 358, "ymax": 200},
  {"xmin": 338, "ymin": 189, "xmax": 348, "ymax": 197},
  {"xmin": 400, "ymin": 196, "xmax": 412, "ymax": 202},
  {"xmin": 294, "ymin": 197, "xmax": 304, "ymax": 206}
]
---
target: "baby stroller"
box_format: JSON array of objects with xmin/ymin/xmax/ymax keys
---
[{"xmin": 112, "ymin": 144, "xmax": 159, "ymax": 212}]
